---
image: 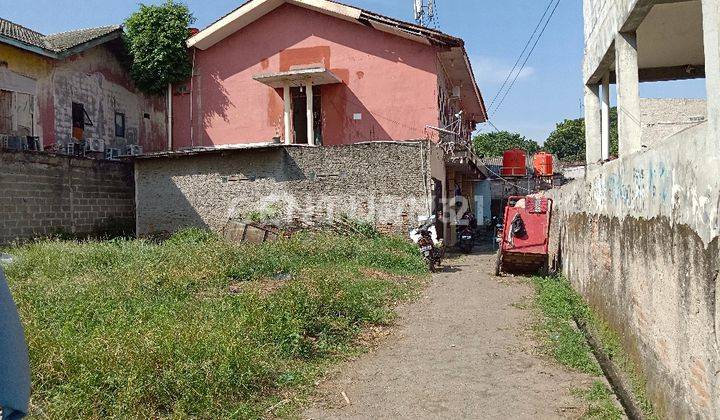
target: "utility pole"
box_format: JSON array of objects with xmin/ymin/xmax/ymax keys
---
[{"xmin": 414, "ymin": 0, "xmax": 438, "ymax": 28}]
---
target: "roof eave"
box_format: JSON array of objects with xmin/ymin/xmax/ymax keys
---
[
  {"xmin": 0, "ymin": 28, "xmax": 123, "ymax": 60},
  {"xmin": 188, "ymin": 0, "xmax": 465, "ymax": 50},
  {"xmin": 460, "ymin": 46, "xmax": 488, "ymax": 122},
  {"xmin": 0, "ymin": 35, "xmax": 58, "ymax": 58},
  {"xmin": 55, "ymin": 29, "xmax": 124, "ymax": 59}
]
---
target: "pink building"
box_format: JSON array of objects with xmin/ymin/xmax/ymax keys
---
[{"xmin": 170, "ymin": 0, "xmax": 487, "ymax": 148}]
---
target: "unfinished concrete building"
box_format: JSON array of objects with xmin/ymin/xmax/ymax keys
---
[{"xmin": 550, "ymin": 0, "xmax": 720, "ymax": 417}]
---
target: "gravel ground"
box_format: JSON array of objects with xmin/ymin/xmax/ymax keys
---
[{"xmin": 303, "ymin": 250, "xmax": 595, "ymax": 419}]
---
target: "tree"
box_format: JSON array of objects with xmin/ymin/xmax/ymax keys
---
[
  {"xmin": 124, "ymin": 1, "xmax": 196, "ymax": 95},
  {"xmin": 473, "ymin": 131, "xmax": 541, "ymax": 158},
  {"xmin": 545, "ymin": 108, "xmax": 618, "ymax": 162}
]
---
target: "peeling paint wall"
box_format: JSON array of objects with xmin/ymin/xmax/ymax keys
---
[
  {"xmin": 547, "ymin": 121, "xmax": 720, "ymax": 418},
  {"xmin": 0, "ymin": 42, "xmax": 166, "ymax": 153}
]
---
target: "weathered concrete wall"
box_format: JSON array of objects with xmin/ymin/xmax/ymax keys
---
[
  {"xmin": 583, "ymin": 0, "xmax": 639, "ymax": 81},
  {"xmin": 547, "ymin": 121, "xmax": 720, "ymax": 418},
  {"xmin": 0, "ymin": 150, "xmax": 135, "ymax": 244},
  {"xmin": 640, "ymin": 98, "xmax": 707, "ymax": 146},
  {"xmin": 51, "ymin": 46, "xmax": 167, "ymax": 152},
  {"xmin": 135, "ymin": 142, "xmax": 439, "ymax": 236},
  {"xmin": 171, "ymin": 3, "xmax": 441, "ymax": 148},
  {"xmin": 0, "ymin": 41, "xmax": 166, "ymax": 153}
]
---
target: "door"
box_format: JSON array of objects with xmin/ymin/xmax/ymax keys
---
[
  {"xmin": 72, "ymin": 102, "xmax": 85, "ymax": 140},
  {"xmin": 291, "ymin": 86, "xmax": 322, "ymax": 145}
]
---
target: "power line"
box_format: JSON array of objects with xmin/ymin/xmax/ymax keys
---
[
  {"xmin": 486, "ymin": 0, "xmax": 556, "ymax": 113},
  {"xmin": 491, "ymin": 0, "xmax": 561, "ymax": 117}
]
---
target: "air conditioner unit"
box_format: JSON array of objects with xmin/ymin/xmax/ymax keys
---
[
  {"xmin": 65, "ymin": 142, "xmax": 82, "ymax": 156},
  {"xmin": 26, "ymin": 136, "xmax": 41, "ymax": 151},
  {"xmin": 126, "ymin": 144, "xmax": 143, "ymax": 156},
  {"xmin": 120, "ymin": 144, "xmax": 143, "ymax": 156},
  {"xmin": 85, "ymin": 138, "xmax": 105, "ymax": 153},
  {"xmin": 0, "ymin": 134, "xmax": 9, "ymax": 149},
  {"xmin": 3, "ymin": 136, "xmax": 25, "ymax": 151},
  {"xmin": 105, "ymin": 148, "xmax": 120, "ymax": 160}
]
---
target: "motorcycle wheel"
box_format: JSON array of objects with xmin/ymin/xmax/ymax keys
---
[{"xmin": 428, "ymin": 258, "xmax": 436, "ymax": 273}]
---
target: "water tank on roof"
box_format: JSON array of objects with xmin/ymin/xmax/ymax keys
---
[
  {"xmin": 501, "ymin": 148, "xmax": 527, "ymax": 177},
  {"xmin": 533, "ymin": 152, "xmax": 554, "ymax": 177}
]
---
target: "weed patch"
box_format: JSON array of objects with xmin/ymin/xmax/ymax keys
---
[
  {"xmin": 572, "ymin": 381, "xmax": 624, "ymax": 419},
  {"xmin": 531, "ymin": 276, "xmax": 655, "ymax": 419},
  {"xmin": 2, "ymin": 229, "xmax": 427, "ymax": 418}
]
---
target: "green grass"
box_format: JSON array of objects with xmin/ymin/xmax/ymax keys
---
[
  {"xmin": 572, "ymin": 381, "xmax": 624, "ymax": 419},
  {"xmin": 531, "ymin": 276, "xmax": 655, "ymax": 419},
  {"xmin": 2, "ymin": 229, "xmax": 428, "ymax": 419},
  {"xmin": 531, "ymin": 276, "xmax": 600, "ymax": 375}
]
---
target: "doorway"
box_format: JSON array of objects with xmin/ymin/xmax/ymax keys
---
[{"xmin": 291, "ymin": 86, "xmax": 322, "ymax": 145}]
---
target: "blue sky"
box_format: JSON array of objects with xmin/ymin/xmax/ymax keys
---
[{"xmin": 2, "ymin": 0, "xmax": 706, "ymax": 143}]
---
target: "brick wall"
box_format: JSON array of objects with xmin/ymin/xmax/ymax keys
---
[
  {"xmin": 135, "ymin": 142, "xmax": 443, "ymax": 236},
  {"xmin": 0, "ymin": 151, "xmax": 135, "ymax": 244}
]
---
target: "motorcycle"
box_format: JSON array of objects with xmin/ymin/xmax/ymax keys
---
[
  {"xmin": 493, "ymin": 216, "xmax": 504, "ymax": 276},
  {"xmin": 410, "ymin": 216, "xmax": 445, "ymax": 272},
  {"xmin": 456, "ymin": 211, "xmax": 477, "ymax": 254}
]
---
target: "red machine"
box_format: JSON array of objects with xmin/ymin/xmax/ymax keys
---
[{"xmin": 495, "ymin": 196, "xmax": 553, "ymax": 276}]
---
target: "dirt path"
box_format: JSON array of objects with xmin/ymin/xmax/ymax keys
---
[{"xmin": 303, "ymin": 250, "xmax": 594, "ymax": 419}]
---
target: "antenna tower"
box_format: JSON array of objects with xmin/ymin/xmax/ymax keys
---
[{"xmin": 414, "ymin": 0, "xmax": 438, "ymax": 28}]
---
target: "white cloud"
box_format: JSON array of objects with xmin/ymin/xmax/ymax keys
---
[{"xmin": 471, "ymin": 56, "xmax": 536, "ymax": 86}]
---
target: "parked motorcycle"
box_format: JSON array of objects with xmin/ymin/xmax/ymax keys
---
[
  {"xmin": 456, "ymin": 211, "xmax": 477, "ymax": 254},
  {"xmin": 493, "ymin": 216, "xmax": 504, "ymax": 276},
  {"xmin": 410, "ymin": 216, "xmax": 445, "ymax": 272}
]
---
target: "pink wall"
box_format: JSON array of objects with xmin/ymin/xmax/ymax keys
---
[{"xmin": 172, "ymin": 3, "xmax": 442, "ymax": 148}]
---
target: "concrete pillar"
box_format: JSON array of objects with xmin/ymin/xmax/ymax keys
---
[
  {"xmin": 702, "ymin": 0, "xmax": 720, "ymax": 149},
  {"xmin": 306, "ymin": 81, "xmax": 314, "ymax": 146},
  {"xmin": 584, "ymin": 83, "xmax": 602, "ymax": 164},
  {"xmin": 283, "ymin": 85, "xmax": 291, "ymax": 144},
  {"xmin": 615, "ymin": 32, "xmax": 642, "ymax": 156},
  {"xmin": 601, "ymin": 73, "xmax": 611, "ymax": 160}
]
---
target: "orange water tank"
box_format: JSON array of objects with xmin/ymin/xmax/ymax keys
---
[
  {"xmin": 533, "ymin": 152, "xmax": 554, "ymax": 177},
  {"xmin": 501, "ymin": 148, "xmax": 527, "ymax": 177}
]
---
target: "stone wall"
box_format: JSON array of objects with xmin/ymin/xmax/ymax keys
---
[
  {"xmin": 135, "ymin": 142, "xmax": 441, "ymax": 236},
  {"xmin": 546, "ymin": 121, "xmax": 720, "ymax": 418},
  {"xmin": 0, "ymin": 151, "xmax": 135, "ymax": 244}
]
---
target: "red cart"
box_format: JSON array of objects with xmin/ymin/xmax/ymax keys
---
[{"xmin": 495, "ymin": 196, "xmax": 553, "ymax": 276}]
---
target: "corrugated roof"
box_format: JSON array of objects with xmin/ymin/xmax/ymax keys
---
[{"xmin": 0, "ymin": 17, "xmax": 121, "ymax": 57}]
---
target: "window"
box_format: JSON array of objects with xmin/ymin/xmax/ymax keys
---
[
  {"xmin": 0, "ymin": 90, "xmax": 34, "ymax": 136},
  {"xmin": 115, "ymin": 112, "xmax": 126, "ymax": 138},
  {"xmin": 72, "ymin": 102, "xmax": 84, "ymax": 140},
  {"xmin": 71, "ymin": 102, "xmax": 93, "ymax": 141},
  {"xmin": 0, "ymin": 90, "xmax": 11, "ymax": 134}
]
